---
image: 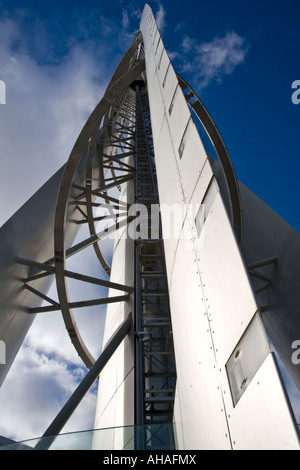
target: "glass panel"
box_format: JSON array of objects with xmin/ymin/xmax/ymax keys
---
[
  {"xmin": 195, "ymin": 176, "xmax": 219, "ymax": 237},
  {"xmin": 168, "ymin": 84, "xmax": 179, "ymax": 116},
  {"xmin": 178, "ymin": 117, "xmax": 193, "ymax": 159},
  {"xmin": 226, "ymin": 312, "xmax": 270, "ymax": 406},
  {"xmin": 0, "ymin": 424, "xmax": 176, "ymax": 451}
]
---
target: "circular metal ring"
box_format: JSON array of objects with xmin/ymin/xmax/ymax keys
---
[
  {"xmin": 177, "ymin": 73, "xmax": 243, "ymax": 247},
  {"xmin": 54, "ymin": 37, "xmax": 144, "ymax": 368}
]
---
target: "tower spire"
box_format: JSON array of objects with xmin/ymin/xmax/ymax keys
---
[{"xmin": 0, "ymin": 4, "xmax": 299, "ymax": 450}]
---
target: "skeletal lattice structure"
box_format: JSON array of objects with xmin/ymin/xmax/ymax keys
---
[{"xmin": 0, "ymin": 4, "xmax": 300, "ymax": 450}]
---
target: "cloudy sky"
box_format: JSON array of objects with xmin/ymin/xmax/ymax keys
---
[{"xmin": 0, "ymin": 0, "xmax": 300, "ymax": 444}]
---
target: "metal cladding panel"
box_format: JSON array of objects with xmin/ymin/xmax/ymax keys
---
[
  {"xmin": 154, "ymin": 36, "xmax": 163, "ymax": 64},
  {"xmin": 195, "ymin": 192, "xmax": 258, "ymax": 364},
  {"xmin": 169, "ymin": 232, "xmax": 231, "ymax": 449},
  {"xmin": 93, "ymin": 241, "xmax": 135, "ymax": 436},
  {"xmin": 155, "ymin": 118, "xmax": 185, "ymax": 279},
  {"xmin": 177, "ymin": 120, "xmax": 208, "ymax": 203},
  {"xmin": 94, "ymin": 177, "xmax": 135, "ymax": 436},
  {"xmin": 157, "ymin": 49, "xmax": 169, "ymax": 84},
  {"xmin": 146, "ymin": 66, "xmax": 165, "ymax": 149},
  {"xmin": 239, "ymin": 181, "xmax": 300, "ymax": 391},
  {"xmin": 141, "ymin": 3, "xmax": 300, "ymax": 449},
  {"xmin": 161, "ymin": 64, "xmax": 178, "ymax": 111},
  {"xmin": 189, "ymin": 158, "xmax": 215, "ymax": 209},
  {"xmin": 166, "ymin": 88, "xmax": 190, "ymax": 155},
  {"xmin": 0, "ymin": 167, "xmax": 61, "ymax": 385},
  {"xmin": 0, "ymin": 150, "xmax": 89, "ymax": 386},
  {"xmin": 222, "ymin": 353, "xmax": 300, "ymax": 450}
]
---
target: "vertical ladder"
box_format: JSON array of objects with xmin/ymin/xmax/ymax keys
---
[{"xmin": 134, "ymin": 83, "xmax": 176, "ymax": 450}]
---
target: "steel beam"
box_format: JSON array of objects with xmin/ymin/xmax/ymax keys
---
[
  {"xmin": 35, "ymin": 313, "xmax": 132, "ymax": 450},
  {"xmin": 177, "ymin": 73, "xmax": 243, "ymax": 246},
  {"xmin": 17, "ymin": 257, "xmax": 133, "ymax": 293},
  {"xmin": 28, "ymin": 295, "xmax": 129, "ymax": 314}
]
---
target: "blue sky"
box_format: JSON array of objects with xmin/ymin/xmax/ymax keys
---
[
  {"xmin": 0, "ymin": 0, "xmax": 299, "ymax": 442},
  {"xmin": 0, "ymin": 0, "xmax": 299, "ymax": 229}
]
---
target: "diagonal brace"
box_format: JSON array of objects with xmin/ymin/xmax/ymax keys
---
[{"xmin": 35, "ymin": 313, "xmax": 132, "ymax": 450}]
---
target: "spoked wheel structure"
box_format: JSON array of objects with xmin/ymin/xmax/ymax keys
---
[
  {"xmin": 16, "ymin": 28, "xmax": 243, "ymax": 449},
  {"xmin": 17, "ymin": 35, "xmax": 143, "ymax": 368},
  {"xmin": 54, "ymin": 38, "xmax": 147, "ymax": 369},
  {"xmin": 6, "ymin": 4, "xmax": 300, "ymax": 452}
]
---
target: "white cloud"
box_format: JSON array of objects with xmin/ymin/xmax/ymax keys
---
[
  {"xmin": 0, "ymin": 7, "xmax": 250, "ymax": 446},
  {"xmin": 122, "ymin": 9, "xmax": 130, "ymax": 29},
  {"xmin": 0, "ymin": 331, "xmax": 98, "ymax": 442},
  {"xmin": 0, "ymin": 3, "xmax": 300, "ymax": 447},
  {"xmin": 198, "ymin": 32, "xmax": 248, "ymax": 80},
  {"xmin": 0, "ymin": 18, "xmax": 106, "ymax": 227},
  {"xmin": 0, "ymin": 243, "xmax": 108, "ymax": 443},
  {"xmin": 0, "ymin": 234, "xmax": 110, "ymax": 442},
  {"xmin": 0, "ymin": 14, "xmax": 112, "ymax": 443},
  {"xmin": 155, "ymin": 2, "xmax": 166, "ymax": 34},
  {"xmin": 119, "ymin": 4, "xmax": 142, "ymax": 38},
  {"xmin": 0, "ymin": 234, "xmax": 109, "ymax": 442},
  {"xmin": 182, "ymin": 35, "xmax": 194, "ymax": 53},
  {"xmin": 179, "ymin": 31, "xmax": 249, "ymax": 90}
]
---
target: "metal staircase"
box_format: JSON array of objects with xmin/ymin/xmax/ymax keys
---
[{"xmin": 134, "ymin": 83, "xmax": 176, "ymax": 449}]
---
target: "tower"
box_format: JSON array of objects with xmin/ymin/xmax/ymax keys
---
[{"xmin": 0, "ymin": 4, "xmax": 300, "ymax": 450}]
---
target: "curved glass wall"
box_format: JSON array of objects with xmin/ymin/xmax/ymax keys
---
[{"xmin": 0, "ymin": 424, "xmax": 175, "ymax": 450}]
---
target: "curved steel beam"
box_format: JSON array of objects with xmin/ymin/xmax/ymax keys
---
[
  {"xmin": 36, "ymin": 313, "xmax": 132, "ymax": 449},
  {"xmin": 177, "ymin": 73, "xmax": 243, "ymax": 246},
  {"xmin": 54, "ymin": 35, "xmax": 145, "ymax": 368},
  {"xmin": 85, "ymin": 120, "xmax": 112, "ymax": 275}
]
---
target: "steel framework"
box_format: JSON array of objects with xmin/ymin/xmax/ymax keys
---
[
  {"xmin": 12, "ymin": 34, "xmax": 177, "ymax": 448},
  {"xmin": 134, "ymin": 84, "xmax": 176, "ymax": 433},
  {"xmin": 0, "ymin": 4, "xmax": 300, "ymax": 450}
]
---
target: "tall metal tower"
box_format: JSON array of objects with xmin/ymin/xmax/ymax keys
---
[{"xmin": 1, "ymin": 4, "xmax": 300, "ymax": 450}]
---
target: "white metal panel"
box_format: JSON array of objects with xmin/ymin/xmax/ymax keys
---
[
  {"xmin": 146, "ymin": 70, "xmax": 165, "ymax": 149},
  {"xmin": 161, "ymin": 63, "xmax": 178, "ymax": 110},
  {"xmin": 195, "ymin": 192, "xmax": 258, "ymax": 364},
  {"xmin": 226, "ymin": 313, "xmax": 270, "ymax": 406},
  {"xmin": 94, "ymin": 173, "xmax": 135, "ymax": 437},
  {"xmin": 169, "ymin": 225, "xmax": 231, "ymax": 450},
  {"xmin": 141, "ymin": 3, "xmax": 300, "ymax": 450},
  {"xmin": 94, "ymin": 306, "xmax": 135, "ymax": 433},
  {"xmin": 155, "ymin": 118, "xmax": 186, "ymax": 279},
  {"xmin": 167, "ymin": 87, "xmax": 191, "ymax": 155},
  {"xmin": 0, "ymin": 165, "xmax": 83, "ymax": 386},
  {"xmin": 157, "ymin": 49, "xmax": 169, "ymax": 84},
  {"xmin": 155, "ymin": 117, "xmax": 185, "ymax": 207},
  {"xmin": 154, "ymin": 40, "xmax": 163, "ymax": 68},
  {"xmin": 178, "ymin": 120, "xmax": 208, "ymax": 203},
  {"xmin": 240, "ymin": 181, "xmax": 300, "ymax": 391},
  {"xmin": 150, "ymin": 23, "xmax": 158, "ymax": 43},
  {"xmin": 222, "ymin": 353, "xmax": 300, "ymax": 450},
  {"xmin": 189, "ymin": 158, "xmax": 215, "ymax": 211}
]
